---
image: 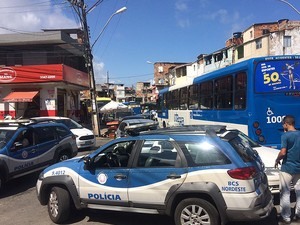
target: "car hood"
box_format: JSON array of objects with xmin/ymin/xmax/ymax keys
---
[
  {"xmin": 254, "ymin": 145, "xmax": 279, "ymax": 168},
  {"xmin": 43, "ymin": 156, "xmax": 83, "ymax": 173},
  {"xmin": 71, "ymin": 127, "xmax": 94, "ymax": 136}
]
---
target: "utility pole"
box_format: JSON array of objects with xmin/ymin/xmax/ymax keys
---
[
  {"xmin": 107, "ymin": 71, "xmax": 109, "ymax": 97},
  {"xmin": 68, "ymin": 0, "xmax": 100, "ymax": 136}
]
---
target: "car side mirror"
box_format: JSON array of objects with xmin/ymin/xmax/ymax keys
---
[
  {"xmin": 83, "ymin": 156, "xmax": 93, "ymax": 170},
  {"xmin": 10, "ymin": 142, "xmax": 22, "ymax": 152}
]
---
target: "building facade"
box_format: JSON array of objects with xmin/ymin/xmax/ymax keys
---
[{"xmin": 0, "ymin": 29, "xmax": 89, "ymax": 120}]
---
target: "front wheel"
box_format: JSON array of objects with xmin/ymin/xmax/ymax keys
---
[
  {"xmin": 174, "ymin": 198, "xmax": 220, "ymax": 225},
  {"xmin": 48, "ymin": 187, "xmax": 70, "ymax": 224}
]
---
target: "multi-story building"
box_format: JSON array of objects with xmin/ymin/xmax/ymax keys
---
[
  {"xmin": 172, "ymin": 19, "xmax": 300, "ymax": 86},
  {"xmin": 0, "ymin": 29, "xmax": 89, "ymax": 120}
]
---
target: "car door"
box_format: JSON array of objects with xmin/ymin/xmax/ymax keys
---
[
  {"xmin": 127, "ymin": 139, "xmax": 188, "ymax": 206},
  {"xmin": 34, "ymin": 126, "xmax": 58, "ymax": 165},
  {"xmin": 78, "ymin": 140, "xmax": 135, "ymax": 207},
  {"xmin": 7, "ymin": 128, "xmax": 40, "ymax": 175}
]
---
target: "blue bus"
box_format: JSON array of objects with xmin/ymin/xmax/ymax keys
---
[{"xmin": 157, "ymin": 55, "xmax": 300, "ymax": 149}]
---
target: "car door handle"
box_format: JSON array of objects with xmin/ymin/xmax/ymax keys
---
[
  {"xmin": 114, "ymin": 174, "xmax": 127, "ymax": 180},
  {"xmin": 30, "ymin": 149, "xmax": 37, "ymax": 153},
  {"xmin": 167, "ymin": 174, "xmax": 181, "ymax": 179}
]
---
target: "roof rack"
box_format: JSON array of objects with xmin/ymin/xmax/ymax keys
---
[
  {"xmin": 0, "ymin": 118, "xmax": 58, "ymax": 127},
  {"xmin": 125, "ymin": 121, "xmax": 159, "ymax": 136},
  {"xmin": 0, "ymin": 119, "xmax": 32, "ymax": 127},
  {"xmin": 135, "ymin": 125, "xmax": 227, "ymax": 136}
]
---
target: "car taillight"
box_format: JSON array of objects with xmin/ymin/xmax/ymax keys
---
[{"xmin": 227, "ymin": 166, "xmax": 257, "ymax": 180}]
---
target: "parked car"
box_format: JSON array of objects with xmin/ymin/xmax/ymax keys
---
[
  {"xmin": 36, "ymin": 125, "xmax": 273, "ymax": 225},
  {"xmin": 115, "ymin": 118, "xmax": 158, "ymax": 138},
  {"xmin": 119, "ymin": 114, "xmax": 150, "ymax": 122},
  {"xmin": 31, "ymin": 117, "xmax": 96, "ymax": 149},
  {"xmin": 0, "ymin": 119, "xmax": 77, "ymax": 190}
]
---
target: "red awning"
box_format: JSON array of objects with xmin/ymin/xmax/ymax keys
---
[{"xmin": 2, "ymin": 91, "xmax": 39, "ymax": 102}]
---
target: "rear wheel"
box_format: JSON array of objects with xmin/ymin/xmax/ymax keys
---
[
  {"xmin": 47, "ymin": 187, "xmax": 70, "ymax": 224},
  {"xmin": 0, "ymin": 174, "xmax": 3, "ymax": 191},
  {"xmin": 174, "ymin": 198, "xmax": 220, "ymax": 225},
  {"xmin": 57, "ymin": 151, "xmax": 70, "ymax": 162}
]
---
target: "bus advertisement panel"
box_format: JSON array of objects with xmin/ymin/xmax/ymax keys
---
[{"xmin": 157, "ymin": 55, "xmax": 300, "ymax": 149}]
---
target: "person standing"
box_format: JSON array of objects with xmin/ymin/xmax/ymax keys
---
[{"xmin": 275, "ymin": 115, "xmax": 300, "ymax": 224}]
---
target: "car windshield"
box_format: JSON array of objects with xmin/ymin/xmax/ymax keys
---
[
  {"xmin": 56, "ymin": 119, "xmax": 82, "ymax": 129},
  {"xmin": 0, "ymin": 129, "xmax": 16, "ymax": 148}
]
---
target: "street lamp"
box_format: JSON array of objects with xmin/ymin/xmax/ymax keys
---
[
  {"xmin": 91, "ymin": 7, "xmax": 127, "ymax": 49},
  {"xmin": 277, "ymin": 0, "xmax": 300, "ymax": 15}
]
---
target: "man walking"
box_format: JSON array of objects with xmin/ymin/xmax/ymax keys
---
[{"xmin": 275, "ymin": 115, "xmax": 300, "ymax": 224}]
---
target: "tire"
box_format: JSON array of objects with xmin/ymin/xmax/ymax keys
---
[
  {"xmin": 174, "ymin": 198, "xmax": 220, "ymax": 225},
  {"xmin": 57, "ymin": 151, "xmax": 70, "ymax": 162},
  {"xmin": 0, "ymin": 174, "xmax": 3, "ymax": 191},
  {"xmin": 47, "ymin": 186, "xmax": 70, "ymax": 224}
]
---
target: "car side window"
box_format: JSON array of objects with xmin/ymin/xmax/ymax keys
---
[
  {"xmin": 138, "ymin": 140, "xmax": 179, "ymax": 167},
  {"xmin": 54, "ymin": 126, "xmax": 70, "ymax": 138},
  {"xmin": 11, "ymin": 129, "xmax": 33, "ymax": 151},
  {"xmin": 35, "ymin": 127, "xmax": 56, "ymax": 144},
  {"xmin": 93, "ymin": 141, "xmax": 135, "ymax": 168},
  {"xmin": 181, "ymin": 141, "xmax": 231, "ymax": 166}
]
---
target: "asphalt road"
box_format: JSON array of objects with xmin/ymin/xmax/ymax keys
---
[{"xmin": 0, "ymin": 137, "xmax": 298, "ymax": 225}]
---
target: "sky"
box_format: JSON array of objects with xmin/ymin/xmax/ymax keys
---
[{"xmin": 0, "ymin": 0, "xmax": 300, "ymax": 87}]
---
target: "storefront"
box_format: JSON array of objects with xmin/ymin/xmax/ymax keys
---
[{"xmin": 0, "ymin": 64, "xmax": 89, "ymax": 120}]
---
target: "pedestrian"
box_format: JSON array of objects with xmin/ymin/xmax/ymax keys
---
[{"xmin": 275, "ymin": 115, "xmax": 300, "ymax": 224}]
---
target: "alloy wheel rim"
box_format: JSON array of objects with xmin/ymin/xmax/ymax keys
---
[{"xmin": 180, "ymin": 205, "xmax": 210, "ymax": 225}]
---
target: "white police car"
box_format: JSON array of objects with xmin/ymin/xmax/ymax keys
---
[
  {"xmin": 36, "ymin": 125, "xmax": 273, "ymax": 225},
  {"xmin": 0, "ymin": 119, "xmax": 77, "ymax": 190}
]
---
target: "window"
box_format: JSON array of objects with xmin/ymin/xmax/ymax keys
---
[
  {"xmin": 179, "ymin": 141, "xmax": 230, "ymax": 166},
  {"xmin": 237, "ymin": 46, "xmax": 244, "ymax": 59},
  {"xmin": 200, "ymin": 81, "xmax": 213, "ymax": 109},
  {"xmin": 179, "ymin": 87, "xmax": 188, "ymax": 110},
  {"xmin": 283, "ymin": 36, "xmax": 291, "ymax": 47},
  {"xmin": 94, "ymin": 141, "xmax": 135, "ymax": 168},
  {"xmin": 188, "ymin": 84, "xmax": 199, "ymax": 110},
  {"xmin": 36, "ymin": 127, "xmax": 56, "ymax": 144},
  {"xmin": 256, "ymin": 39, "xmax": 262, "ymax": 49},
  {"xmin": 214, "ymin": 76, "xmax": 233, "ymax": 109},
  {"xmin": 138, "ymin": 140, "xmax": 179, "ymax": 167},
  {"xmin": 55, "ymin": 126, "xmax": 70, "ymax": 138},
  {"xmin": 234, "ymin": 72, "xmax": 247, "ymax": 110},
  {"xmin": 169, "ymin": 90, "xmax": 179, "ymax": 110},
  {"xmin": 205, "ymin": 55, "xmax": 212, "ymax": 65}
]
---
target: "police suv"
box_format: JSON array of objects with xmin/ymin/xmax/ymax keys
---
[
  {"xmin": 0, "ymin": 119, "xmax": 78, "ymax": 190},
  {"xmin": 36, "ymin": 125, "xmax": 273, "ymax": 225}
]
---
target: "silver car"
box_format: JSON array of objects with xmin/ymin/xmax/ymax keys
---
[{"xmin": 116, "ymin": 118, "xmax": 158, "ymax": 138}]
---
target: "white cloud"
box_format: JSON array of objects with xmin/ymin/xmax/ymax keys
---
[
  {"xmin": 177, "ymin": 18, "xmax": 190, "ymax": 28},
  {"xmin": 175, "ymin": 0, "xmax": 191, "ymax": 28},
  {"xmin": 0, "ymin": 0, "xmax": 78, "ymax": 34},
  {"xmin": 175, "ymin": 1, "xmax": 188, "ymax": 12}
]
